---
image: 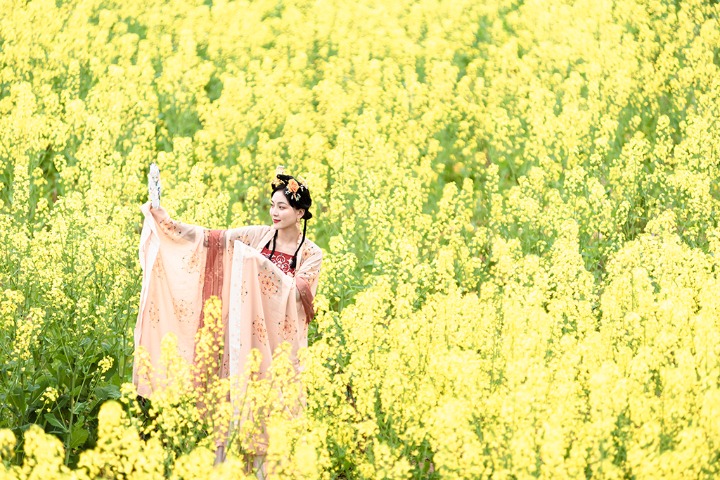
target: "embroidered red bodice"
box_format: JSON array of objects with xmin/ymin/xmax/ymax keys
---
[{"xmin": 260, "ymin": 247, "xmax": 295, "ymax": 276}]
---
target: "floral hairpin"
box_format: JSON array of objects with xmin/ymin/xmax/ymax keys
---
[
  {"xmin": 286, "ymin": 178, "xmax": 305, "ymax": 201},
  {"xmin": 273, "ymin": 165, "xmax": 307, "ymax": 201}
]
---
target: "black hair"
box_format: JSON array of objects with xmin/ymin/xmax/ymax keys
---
[{"xmin": 266, "ymin": 173, "xmax": 312, "ymax": 269}]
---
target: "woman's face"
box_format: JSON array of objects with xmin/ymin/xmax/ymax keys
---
[{"xmin": 270, "ymin": 190, "xmax": 304, "ymax": 230}]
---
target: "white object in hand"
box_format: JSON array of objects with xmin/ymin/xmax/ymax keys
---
[{"xmin": 148, "ymin": 163, "xmax": 161, "ymax": 208}]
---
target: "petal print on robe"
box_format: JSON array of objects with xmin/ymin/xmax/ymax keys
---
[{"xmin": 258, "ymin": 268, "xmax": 280, "ymax": 297}]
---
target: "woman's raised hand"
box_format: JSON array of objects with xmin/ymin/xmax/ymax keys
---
[{"xmin": 148, "ymin": 162, "xmax": 161, "ymax": 209}]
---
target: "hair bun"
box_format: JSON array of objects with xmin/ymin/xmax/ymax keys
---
[{"xmin": 276, "ymin": 173, "xmax": 294, "ymax": 183}]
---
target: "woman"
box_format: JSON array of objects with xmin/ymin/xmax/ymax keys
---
[{"xmin": 132, "ymin": 165, "xmax": 322, "ymax": 462}]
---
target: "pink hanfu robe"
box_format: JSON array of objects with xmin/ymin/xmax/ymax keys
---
[{"xmin": 132, "ymin": 203, "xmax": 322, "ymax": 399}]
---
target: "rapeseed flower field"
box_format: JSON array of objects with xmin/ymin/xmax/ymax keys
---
[{"xmin": 1, "ymin": 0, "xmax": 720, "ymax": 477}]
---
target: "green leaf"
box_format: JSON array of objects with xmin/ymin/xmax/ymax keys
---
[
  {"xmin": 95, "ymin": 384, "xmax": 121, "ymax": 401},
  {"xmin": 35, "ymin": 374, "xmax": 53, "ymax": 386},
  {"xmin": 71, "ymin": 401, "xmax": 87, "ymax": 415},
  {"xmin": 70, "ymin": 423, "xmax": 89, "ymax": 449},
  {"xmin": 44, "ymin": 412, "xmax": 68, "ymax": 433},
  {"xmin": 109, "ymin": 373, "xmax": 122, "ymax": 386},
  {"xmin": 9, "ymin": 388, "xmax": 26, "ymax": 412}
]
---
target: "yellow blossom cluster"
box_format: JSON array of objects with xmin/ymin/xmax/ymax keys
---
[{"xmin": 1, "ymin": 0, "xmax": 720, "ymax": 477}]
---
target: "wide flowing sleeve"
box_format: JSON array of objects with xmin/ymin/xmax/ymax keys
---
[
  {"xmin": 133, "ymin": 203, "xmax": 269, "ymax": 397},
  {"xmin": 227, "ymin": 242, "xmax": 302, "ymax": 385},
  {"xmin": 133, "ymin": 203, "xmax": 208, "ymax": 397},
  {"xmin": 227, "ymin": 241, "xmax": 318, "ymax": 454},
  {"xmin": 294, "ymin": 242, "xmax": 323, "ymax": 322}
]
